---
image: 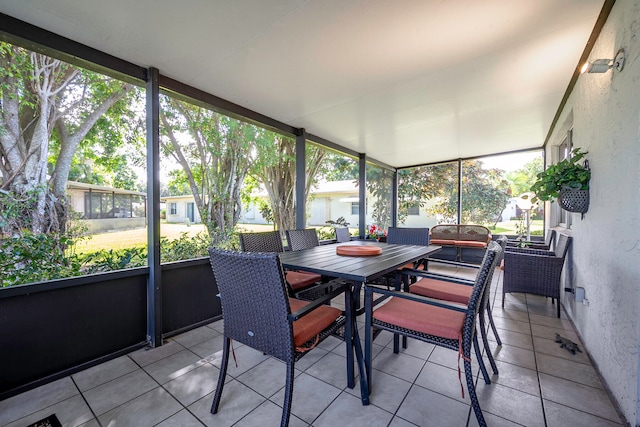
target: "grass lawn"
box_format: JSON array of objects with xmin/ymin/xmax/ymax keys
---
[
  {"xmin": 73, "ymin": 222, "xmax": 276, "ymax": 254},
  {"xmin": 73, "ymin": 220, "xmax": 543, "ymax": 254},
  {"xmin": 490, "ymin": 219, "xmax": 543, "ymax": 235}
]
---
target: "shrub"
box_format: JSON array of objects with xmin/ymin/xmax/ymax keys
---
[
  {"xmin": 0, "ymin": 231, "xmax": 83, "ymax": 287},
  {"xmin": 81, "ymin": 246, "xmax": 147, "ymax": 273},
  {"xmin": 160, "ymin": 232, "xmax": 211, "ymax": 262},
  {"xmin": 1, "ymin": 225, "xmax": 242, "ymax": 286}
]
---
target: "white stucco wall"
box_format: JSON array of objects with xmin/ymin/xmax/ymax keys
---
[
  {"xmin": 165, "ymin": 197, "xmax": 202, "ymax": 224},
  {"xmin": 546, "ymin": 1, "xmax": 640, "ymax": 423}
]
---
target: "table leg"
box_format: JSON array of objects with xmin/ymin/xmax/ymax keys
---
[
  {"xmin": 345, "ymin": 281, "xmax": 369, "ymax": 404},
  {"xmin": 345, "ymin": 284, "xmax": 354, "ymax": 389}
]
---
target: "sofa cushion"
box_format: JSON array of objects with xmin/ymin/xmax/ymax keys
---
[
  {"xmin": 430, "ymin": 239, "xmax": 457, "ymax": 246},
  {"xmin": 454, "ymin": 240, "xmax": 487, "ymax": 248}
]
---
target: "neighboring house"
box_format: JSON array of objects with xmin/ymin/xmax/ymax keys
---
[
  {"xmin": 307, "ymin": 180, "xmax": 361, "ymax": 226},
  {"xmin": 501, "ymin": 198, "xmax": 518, "ymax": 222},
  {"xmin": 240, "ymin": 179, "xmax": 439, "ymax": 228},
  {"xmin": 67, "ymin": 181, "xmax": 147, "ymax": 233},
  {"xmin": 235, "ymin": 180, "xmax": 363, "ymax": 226},
  {"xmin": 162, "ymin": 180, "xmax": 446, "ymax": 229},
  {"xmin": 501, "ymin": 197, "xmax": 544, "ymax": 222},
  {"xmin": 162, "ymin": 195, "xmax": 202, "ymax": 225},
  {"xmin": 308, "ymin": 180, "xmax": 444, "ymax": 228}
]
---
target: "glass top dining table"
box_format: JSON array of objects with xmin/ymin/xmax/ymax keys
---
[{"xmin": 279, "ymin": 240, "xmax": 442, "ymax": 405}]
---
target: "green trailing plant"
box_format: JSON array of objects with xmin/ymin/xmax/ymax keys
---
[{"xmin": 530, "ymin": 148, "xmax": 590, "ymax": 203}]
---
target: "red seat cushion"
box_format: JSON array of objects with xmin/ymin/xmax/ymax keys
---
[
  {"xmin": 410, "ymin": 278, "xmax": 472, "ymax": 305},
  {"xmin": 430, "ymin": 239, "xmax": 456, "ymax": 246},
  {"xmin": 286, "ymin": 271, "xmax": 321, "ymax": 291},
  {"xmin": 289, "ymin": 298, "xmax": 342, "ymax": 347},
  {"xmin": 373, "ymin": 297, "xmax": 465, "ymax": 340},
  {"xmin": 399, "ymin": 262, "xmax": 425, "ymax": 270},
  {"xmin": 453, "ymin": 240, "xmax": 487, "ymax": 248}
]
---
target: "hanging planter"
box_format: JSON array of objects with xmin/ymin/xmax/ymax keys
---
[
  {"xmin": 558, "ymin": 184, "xmax": 590, "ymax": 213},
  {"xmin": 530, "ymin": 148, "xmax": 591, "ymax": 216}
]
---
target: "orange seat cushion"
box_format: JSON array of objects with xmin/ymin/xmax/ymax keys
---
[
  {"xmin": 373, "ymin": 297, "xmax": 465, "ymax": 341},
  {"xmin": 286, "ymin": 271, "xmax": 321, "ymax": 291},
  {"xmin": 430, "ymin": 239, "xmax": 456, "ymax": 246},
  {"xmin": 453, "ymin": 240, "xmax": 487, "ymax": 248},
  {"xmin": 289, "ymin": 298, "xmax": 342, "ymax": 347},
  {"xmin": 336, "ymin": 245, "xmax": 382, "ymax": 256},
  {"xmin": 399, "ymin": 262, "xmax": 424, "ymax": 270},
  {"xmin": 410, "ymin": 278, "xmax": 472, "ymax": 305}
]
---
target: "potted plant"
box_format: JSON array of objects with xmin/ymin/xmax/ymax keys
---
[
  {"xmin": 530, "ymin": 148, "xmax": 590, "ymax": 213},
  {"xmin": 367, "ymin": 224, "xmax": 387, "ymax": 242}
]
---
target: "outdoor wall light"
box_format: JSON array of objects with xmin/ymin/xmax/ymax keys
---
[{"xmin": 581, "ymin": 49, "xmax": 625, "ymax": 74}]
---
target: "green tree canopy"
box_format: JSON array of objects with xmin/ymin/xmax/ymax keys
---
[
  {"xmin": 160, "ymin": 96, "xmax": 254, "ymax": 244},
  {"xmin": 505, "ymin": 156, "xmax": 543, "ymax": 196},
  {"xmin": 249, "ymin": 134, "xmax": 326, "ymax": 233},
  {"xmin": 0, "ymin": 42, "xmax": 139, "ymax": 236}
]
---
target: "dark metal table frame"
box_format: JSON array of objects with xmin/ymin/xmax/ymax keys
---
[{"xmin": 279, "ymin": 240, "xmax": 441, "ymax": 405}]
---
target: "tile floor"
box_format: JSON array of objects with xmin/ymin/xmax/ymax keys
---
[{"xmin": 0, "ymin": 264, "xmax": 625, "ymax": 427}]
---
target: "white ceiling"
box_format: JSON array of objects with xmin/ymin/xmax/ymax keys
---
[{"xmin": 0, "ymin": 0, "xmax": 604, "ymax": 168}]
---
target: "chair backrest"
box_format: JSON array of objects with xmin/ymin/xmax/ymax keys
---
[
  {"xmin": 286, "ymin": 229, "xmax": 320, "ymax": 251},
  {"xmin": 430, "ymin": 224, "xmax": 458, "ymax": 240},
  {"xmin": 208, "ymin": 248, "xmax": 294, "ymax": 362},
  {"xmin": 494, "ymin": 235, "xmax": 508, "ymax": 263},
  {"xmin": 430, "ymin": 224, "xmax": 492, "ymax": 243},
  {"xmin": 386, "ymin": 227, "xmax": 430, "ymax": 246},
  {"xmin": 239, "ymin": 231, "xmax": 284, "ymax": 253},
  {"xmin": 480, "ymin": 237, "xmax": 506, "ymax": 309},
  {"xmin": 458, "ymin": 224, "xmax": 492, "ymax": 242},
  {"xmin": 465, "ymin": 241, "xmax": 501, "ymax": 324},
  {"xmin": 544, "ymin": 229, "xmax": 556, "ymax": 248},
  {"xmin": 335, "ymin": 227, "xmax": 351, "ymax": 243},
  {"xmin": 554, "ymin": 233, "xmax": 572, "ymax": 259}
]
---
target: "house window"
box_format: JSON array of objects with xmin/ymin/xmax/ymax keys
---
[
  {"xmin": 169, "ymin": 202, "xmax": 177, "ymax": 215},
  {"xmin": 558, "ymin": 130, "xmax": 572, "ymax": 228},
  {"xmin": 351, "ymin": 202, "xmax": 359, "ymax": 215},
  {"xmin": 408, "ymin": 204, "xmax": 420, "ymax": 215}
]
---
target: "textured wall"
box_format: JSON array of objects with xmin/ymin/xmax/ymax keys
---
[{"xmin": 547, "ymin": 1, "xmax": 640, "ymax": 424}]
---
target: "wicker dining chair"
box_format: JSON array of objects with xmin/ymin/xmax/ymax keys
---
[
  {"xmin": 208, "ymin": 248, "xmax": 347, "ymax": 427},
  {"xmin": 502, "ymin": 232, "xmax": 572, "ymax": 318},
  {"xmin": 367, "ymin": 226, "xmax": 430, "ymax": 292},
  {"xmin": 285, "ymin": 228, "xmax": 320, "ymax": 251},
  {"xmin": 386, "ymin": 227, "xmax": 430, "ymax": 269},
  {"xmin": 386, "ymin": 226, "xmax": 430, "ymax": 245},
  {"xmin": 507, "ymin": 229, "xmax": 556, "ymax": 250},
  {"xmin": 364, "ymin": 242, "xmax": 501, "ymax": 427},
  {"xmin": 335, "ymin": 227, "xmax": 352, "ymax": 243},
  {"xmin": 380, "ymin": 227, "xmax": 432, "ymax": 351},
  {"xmin": 403, "ymin": 236, "xmax": 506, "ymax": 379},
  {"xmin": 238, "ymin": 231, "xmax": 323, "ymax": 300}
]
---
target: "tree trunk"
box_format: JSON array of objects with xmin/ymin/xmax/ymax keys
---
[{"xmin": 52, "ymin": 83, "xmax": 134, "ymax": 198}]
